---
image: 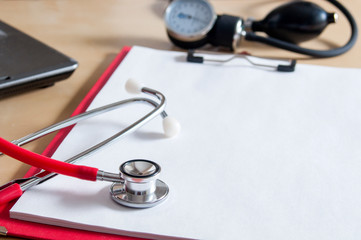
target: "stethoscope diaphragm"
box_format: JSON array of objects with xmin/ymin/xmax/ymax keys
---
[{"xmin": 110, "ymin": 159, "xmax": 169, "ymax": 208}]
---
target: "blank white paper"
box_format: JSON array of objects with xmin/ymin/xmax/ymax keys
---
[{"xmin": 10, "ymin": 46, "xmax": 361, "ymax": 240}]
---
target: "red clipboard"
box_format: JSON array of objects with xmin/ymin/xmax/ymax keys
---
[{"xmin": 0, "ymin": 46, "xmax": 143, "ymax": 240}]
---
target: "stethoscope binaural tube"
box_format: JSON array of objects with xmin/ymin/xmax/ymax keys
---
[{"xmin": 0, "ymin": 79, "xmax": 181, "ymax": 207}]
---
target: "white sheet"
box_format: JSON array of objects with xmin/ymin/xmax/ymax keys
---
[{"xmin": 11, "ymin": 46, "xmax": 361, "ymax": 240}]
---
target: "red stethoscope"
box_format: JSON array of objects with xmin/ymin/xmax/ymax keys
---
[{"xmin": 0, "ymin": 79, "xmax": 181, "ymax": 208}]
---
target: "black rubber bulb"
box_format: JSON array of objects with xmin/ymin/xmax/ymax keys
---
[{"xmin": 251, "ymin": 1, "xmax": 337, "ymax": 44}]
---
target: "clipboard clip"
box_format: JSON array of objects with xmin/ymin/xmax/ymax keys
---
[{"xmin": 186, "ymin": 50, "xmax": 296, "ymax": 72}]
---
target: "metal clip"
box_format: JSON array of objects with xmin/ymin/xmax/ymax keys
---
[{"xmin": 186, "ymin": 50, "xmax": 296, "ymax": 72}]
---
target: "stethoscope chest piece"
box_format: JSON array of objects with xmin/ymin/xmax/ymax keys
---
[{"xmin": 110, "ymin": 159, "xmax": 169, "ymax": 208}]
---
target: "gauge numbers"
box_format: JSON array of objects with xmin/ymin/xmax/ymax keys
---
[{"xmin": 165, "ymin": 0, "xmax": 216, "ymax": 41}]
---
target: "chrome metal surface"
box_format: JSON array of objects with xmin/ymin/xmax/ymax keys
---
[
  {"xmin": 120, "ymin": 160, "xmax": 160, "ymax": 193},
  {"xmin": 120, "ymin": 159, "xmax": 160, "ymax": 179},
  {"xmin": 0, "ymin": 176, "xmax": 40, "ymax": 191},
  {"xmin": 110, "ymin": 179, "xmax": 169, "ymax": 208},
  {"xmin": 232, "ymin": 18, "xmax": 244, "ymax": 50},
  {"xmin": 109, "ymin": 159, "xmax": 167, "ymax": 208},
  {"xmin": 96, "ymin": 171, "xmax": 123, "ymax": 183},
  {"xmin": 122, "ymin": 160, "xmax": 157, "ymax": 177},
  {"xmin": 0, "ymin": 177, "xmax": 32, "ymax": 189}
]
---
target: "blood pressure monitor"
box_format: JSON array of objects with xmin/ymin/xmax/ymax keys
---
[{"xmin": 164, "ymin": 0, "xmax": 358, "ymax": 58}]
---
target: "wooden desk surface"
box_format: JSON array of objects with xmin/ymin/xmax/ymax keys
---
[{"xmin": 0, "ymin": 0, "xmax": 360, "ymax": 238}]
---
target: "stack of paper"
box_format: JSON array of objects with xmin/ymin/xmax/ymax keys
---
[{"xmin": 10, "ymin": 46, "xmax": 361, "ymax": 240}]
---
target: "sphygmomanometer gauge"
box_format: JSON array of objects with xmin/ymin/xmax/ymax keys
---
[{"xmin": 164, "ymin": 0, "xmax": 217, "ymax": 49}]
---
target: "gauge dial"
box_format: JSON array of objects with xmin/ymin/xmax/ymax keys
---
[{"xmin": 165, "ymin": 0, "xmax": 217, "ymax": 42}]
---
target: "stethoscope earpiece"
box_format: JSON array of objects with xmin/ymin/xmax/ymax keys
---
[{"xmin": 125, "ymin": 78, "xmax": 181, "ymax": 138}]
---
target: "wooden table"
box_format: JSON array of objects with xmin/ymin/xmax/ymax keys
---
[{"xmin": 0, "ymin": 0, "xmax": 360, "ymax": 239}]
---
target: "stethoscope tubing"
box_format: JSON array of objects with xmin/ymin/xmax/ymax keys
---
[
  {"xmin": 0, "ymin": 137, "xmax": 100, "ymax": 181},
  {"xmin": 0, "ymin": 86, "xmax": 167, "ymax": 196},
  {"xmin": 245, "ymin": 0, "xmax": 358, "ymax": 57},
  {"xmin": 11, "ymin": 96, "xmax": 162, "ymax": 147}
]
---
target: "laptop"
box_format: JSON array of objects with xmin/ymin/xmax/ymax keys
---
[{"xmin": 0, "ymin": 20, "xmax": 78, "ymax": 98}]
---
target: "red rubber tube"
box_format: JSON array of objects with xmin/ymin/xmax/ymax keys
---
[
  {"xmin": 0, "ymin": 137, "xmax": 98, "ymax": 181},
  {"xmin": 0, "ymin": 183, "xmax": 23, "ymax": 205}
]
